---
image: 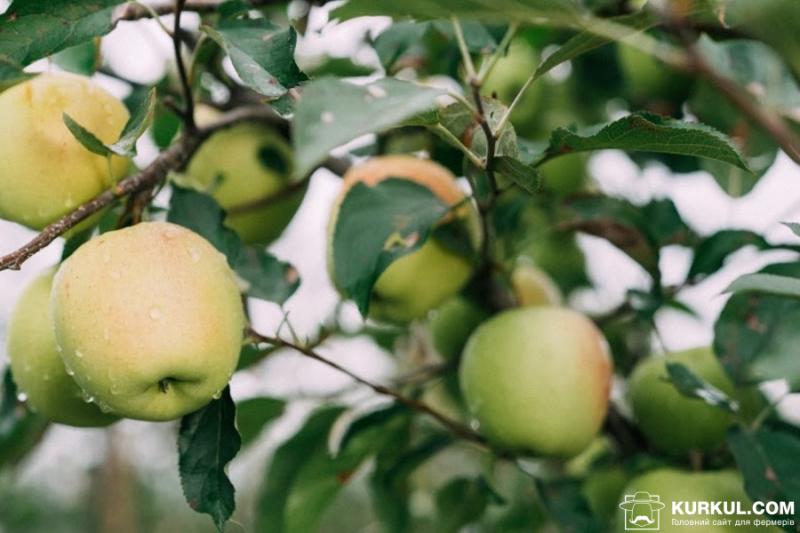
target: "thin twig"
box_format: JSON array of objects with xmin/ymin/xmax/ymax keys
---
[
  {"xmin": 173, "ymin": 0, "xmax": 197, "ymax": 132},
  {"xmin": 451, "ymin": 18, "xmax": 477, "ymax": 81},
  {"xmin": 248, "ymin": 329, "xmax": 491, "ymax": 448}
]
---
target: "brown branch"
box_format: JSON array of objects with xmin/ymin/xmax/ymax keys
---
[
  {"xmin": 248, "ymin": 329, "xmax": 491, "ymax": 449},
  {"xmin": 173, "ymin": 0, "xmax": 196, "ymax": 132},
  {"xmin": 0, "ymin": 106, "xmax": 284, "ymax": 272}
]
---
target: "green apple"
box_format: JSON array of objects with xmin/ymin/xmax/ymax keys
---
[
  {"xmin": 522, "ymin": 230, "xmax": 590, "ymax": 294},
  {"xmin": 0, "ymin": 73, "xmax": 130, "ymax": 230},
  {"xmin": 482, "ymin": 39, "xmax": 543, "ymax": 133},
  {"xmin": 538, "ymin": 153, "xmax": 590, "ymax": 197},
  {"xmin": 7, "ymin": 271, "xmax": 118, "ymax": 427},
  {"xmin": 460, "ymin": 307, "xmax": 612, "ymax": 457},
  {"xmin": 616, "ymin": 43, "xmax": 693, "ymax": 105},
  {"xmin": 51, "ymin": 222, "xmax": 245, "ymax": 421},
  {"xmin": 430, "ymin": 297, "xmax": 488, "ymax": 360},
  {"xmin": 584, "ymin": 467, "xmax": 629, "ymax": 521},
  {"xmin": 328, "ymin": 155, "xmax": 481, "ymax": 323},
  {"xmin": 616, "ymin": 468, "xmax": 777, "ymax": 532},
  {"xmin": 185, "ymin": 122, "xmax": 303, "ymax": 245},
  {"xmin": 511, "ymin": 260, "xmax": 563, "ymax": 307},
  {"xmin": 628, "ymin": 347, "xmax": 734, "ymax": 456}
]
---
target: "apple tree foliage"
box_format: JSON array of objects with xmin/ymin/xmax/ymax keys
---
[{"xmin": 1, "ymin": 0, "xmax": 800, "ymax": 531}]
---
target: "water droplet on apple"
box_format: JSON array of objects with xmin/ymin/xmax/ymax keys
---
[
  {"xmin": 211, "ymin": 390, "xmax": 222, "ymax": 400},
  {"xmin": 149, "ymin": 306, "xmax": 162, "ymax": 320},
  {"xmin": 321, "ymin": 111, "xmax": 334, "ymax": 123},
  {"xmin": 65, "ymin": 366, "xmax": 75, "ymax": 377},
  {"xmin": 186, "ymin": 246, "xmax": 201, "ymax": 263},
  {"xmin": 16, "ymin": 392, "xmax": 27, "ymax": 402},
  {"xmin": 75, "ymin": 349, "xmax": 84, "ymax": 359},
  {"xmin": 83, "ymin": 394, "xmax": 95, "ymax": 404}
]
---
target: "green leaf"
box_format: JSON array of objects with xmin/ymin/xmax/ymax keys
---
[
  {"xmin": 728, "ymin": 425, "xmax": 800, "ymax": 523},
  {"xmin": 331, "ymin": 179, "xmax": 450, "ymax": 315},
  {"xmin": 0, "ymin": 368, "xmax": 48, "ymax": 469},
  {"xmin": 168, "ymin": 187, "xmax": 243, "ymax": 266},
  {"xmin": 537, "ymin": 478, "xmax": 602, "ymax": 533},
  {"xmin": 0, "ymin": 0, "xmax": 123, "ymax": 66},
  {"xmin": 544, "ymin": 112, "xmax": 750, "ymax": 171},
  {"xmin": 203, "ymin": 20, "xmax": 306, "ymax": 99},
  {"xmin": 293, "ymin": 77, "xmax": 444, "ymax": 178},
  {"xmin": 435, "ymin": 477, "xmax": 490, "ymax": 533},
  {"xmin": 108, "ymin": 88, "xmax": 156, "ymax": 157},
  {"xmin": 178, "ymin": 387, "xmax": 241, "ymax": 532},
  {"xmin": 61, "ymin": 228, "xmax": 95, "ymax": 262},
  {"xmin": 495, "ymin": 156, "xmax": 540, "ymax": 194},
  {"xmin": 665, "ymin": 362, "xmax": 739, "ymax": 413},
  {"xmin": 714, "ymin": 262, "xmax": 800, "ymax": 388},
  {"xmin": 256, "ymin": 405, "xmax": 409, "ymax": 533},
  {"xmin": 234, "ymin": 247, "xmax": 299, "ymax": 305},
  {"xmin": 0, "ymin": 55, "xmax": 30, "ymax": 91},
  {"xmin": 726, "ymin": 273, "xmax": 800, "ymax": 299},
  {"xmin": 784, "ymin": 222, "xmax": 800, "ymax": 238},
  {"xmin": 63, "ymin": 112, "xmax": 112, "ymax": 157},
  {"xmin": 235, "ymin": 397, "xmax": 285, "ymax": 447},
  {"xmin": 52, "ymin": 40, "xmax": 98, "ymax": 75},
  {"xmin": 688, "ymin": 230, "xmax": 772, "ymax": 281}
]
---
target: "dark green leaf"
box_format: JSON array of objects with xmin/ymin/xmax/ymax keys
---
[
  {"xmin": 0, "ymin": 368, "xmax": 48, "ymax": 469},
  {"xmin": 714, "ymin": 262, "xmax": 800, "ymax": 388},
  {"xmin": 688, "ymin": 230, "xmax": 771, "ymax": 281},
  {"xmin": 63, "ymin": 113, "xmax": 112, "ymax": 157},
  {"xmin": 0, "ymin": 0, "xmax": 123, "ymax": 66},
  {"xmin": 728, "ymin": 425, "xmax": 800, "ymax": 523},
  {"xmin": 665, "ymin": 362, "xmax": 738, "ymax": 413},
  {"xmin": 61, "ymin": 228, "xmax": 95, "ymax": 262},
  {"xmin": 235, "ymin": 247, "xmax": 299, "ymax": 305},
  {"xmin": 168, "ymin": 186, "xmax": 243, "ymax": 266},
  {"xmin": 495, "ymin": 156, "xmax": 540, "ymax": 194},
  {"xmin": 544, "ymin": 112, "xmax": 750, "ymax": 171},
  {"xmin": 304, "ymin": 56, "xmax": 375, "ymax": 78},
  {"xmin": 0, "ymin": 55, "xmax": 30, "ymax": 91},
  {"xmin": 537, "ymin": 478, "xmax": 602, "ymax": 533},
  {"xmin": 178, "ymin": 387, "xmax": 241, "ymax": 532},
  {"xmin": 784, "ymin": 222, "xmax": 800, "ymax": 238},
  {"xmin": 203, "ymin": 21, "xmax": 306, "ymax": 98},
  {"xmin": 331, "ymin": 179, "xmax": 449, "ymax": 315},
  {"xmin": 236, "ymin": 397, "xmax": 285, "ymax": 447},
  {"xmin": 293, "ymin": 77, "xmax": 444, "ymax": 178},
  {"xmin": 52, "ymin": 40, "xmax": 98, "ymax": 75},
  {"xmin": 726, "ymin": 273, "xmax": 800, "ymax": 299},
  {"xmin": 435, "ymin": 477, "xmax": 490, "ymax": 533},
  {"xmin": 108, "ymin": 88, "xmax": 156, "ymax": 157}
]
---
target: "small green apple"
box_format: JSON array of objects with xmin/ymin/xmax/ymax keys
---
[
  {"xmin": 584, "ymin": 466, "xmax": 629, "ymax": 521},
  {"xmin": 7, "ymin": 271, "xmax": 118, "ymax": 427},
  {"xmin": 185, "ymin": 122, "xmax": 303, "ymax": 245},
  {"xmin": 628, "ymin": 347, "xmax": 734, "ymax": 456},
  {"xmin": 51, "ymin": 222, "xmax": 245, "ymax": 421},
  {"xmin": 328, "ymin": 155, "xmax": 481, "ymax": 323},
  {"xmin": 538, "ymin": 153, "xmax": 590, "ymax": 197},
  {"xmin": 459, "ymin": 307, "xmax": 612, "ymax": 457},
  {"xmin": 429, "ymin": 297, "xmax": 488, "ymax": 361},
  {"xmin": 511, "ymin": 260, "xmax": 563, "ymax": 307},
  {"xmin": 482, "ymin": 39, "xmax": 543, "ymax": 132},
  {"xmin": 616, "ymin": 43, "xmax": 693, "ymax": 105},
  {"xmin": 0, "ymin": 73, "xmax": 130, "ymax": 230},
  {"xmin": 616, "ymin": 468, "xmax": 778, "ymax": 532}
]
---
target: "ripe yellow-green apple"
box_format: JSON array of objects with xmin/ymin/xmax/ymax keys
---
[
  {"xmin": 482, "ymin": 39, "xmax": 543, "ymax": 132},
  {"xmin": 7, "ymin": 271, "xmax": 118, "ymax": 427},
  {"xmin": 430, "ymin": 297, "xmax": 487, "ymax": 360},
  {"xmin": 616, "ymin": 468, "xmax": 777, "ymax": 533},
  {"xmin": 328, "ymin": 155, "xmax": 481, "ymax": 323},
  {"xmin": 511, "ymin": 260, "xmax": 563, "ymax": 307},
  {"xmin": 616, "ymin": 43, "xmax": 693, "ymax": 106},
  {"xmin": 51, "ymin": 222, "xmax": 245, "ymax": 421},
  {"xmin": 628, "ymin": 347, "xmax": 734, "ymax": 456},
  {"xmin": 0, "ymin": 73, "xmax": 130, "ymax": 230},
  {"xmin": 184, "ymin": 121, "xmax": 303, "ymax": 245},
  {"xmin": 460, "ymin": 307, "xmax": 612, "ymax": 456}
]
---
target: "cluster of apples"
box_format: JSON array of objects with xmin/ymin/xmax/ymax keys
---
[{"xmin": 2, "ymin": 73, "xmax": 303, "ymax": 425}]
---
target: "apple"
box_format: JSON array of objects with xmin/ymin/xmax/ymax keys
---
[
  {"xmin": 0, "ymin": 73, "xmax": 130, "ymax": 230},
  {"xmin": 328, "ymin": 155, "xmax": 481, "ymax": 323},
  {"xmin": 538, "ymin": 153, "xmax": 590, "ymax": 197},
  {"xmin": 584, "ymin": 466, "xmax": 629, "ymax": 521},
  {"xmin": 51, "ymin": 222, "xmax": 245, "ymax": 421},
  {"xmin": 7, "ymin": 271, "xmax": 118, "ymax": 427},
  {"xmin": 482, "ymin": 39, "xmax": 544, "ymax": 134},
  {"xmin": 616, "ymin": 468, "xmax": 777, "ymax": 532},
  {"xmin": 429, "ymin": 297, "xmax": 487, "ymax": 360},
  {"xmin": 459, "ymin": 307, "xmax": 612, "ymax": 457},
  {"xmin": 628, "ymin": 347, "xmax": 734, "ymax": 456},
  {"xmin": 184, "ymin": 122, "xmax": 304, "ymax": 245},
  {"xmin": 616, "ymin": 43, "xmax": 693, "ymax": 106},
  {"xmin": 511, "ymin": 260, "xmax": 563, "ymax": 307}
]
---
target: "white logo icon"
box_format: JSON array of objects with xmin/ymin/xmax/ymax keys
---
[{"xmin": 619, "ymin": 491, "xmax": 665, "ymax": 530}]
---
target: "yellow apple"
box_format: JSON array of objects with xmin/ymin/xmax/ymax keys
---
[
  {"xmin": 7, "ymin": 271, "xmax": 118, "ymax": 427},
  {"xmin": 328, "ymin": 155, "xmax": 481, "ymax": 323},
  {"xmin": 459, "ymin": 307, "xmax": 612, "ymax": 457},
  {"xmin": 0, "ymin": 73, "xmax": 130, "ymax": 230},
  {"xmin": 185, "ymin": 122, "xmax": 303, "ymax": 244},
  {"xmin": 628, "ymin": 347, "xmax": 734, "ymax": 456},
  {"xmin": 51, "ymin": 222, "xmax": 245, "ymax": 421},
  {"xmin": 511, "ymin": 260, "xmax": 563, "ymax": 307}
]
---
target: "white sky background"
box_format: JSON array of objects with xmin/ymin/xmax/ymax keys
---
[{"xmin": 1, "ymin": 0, "xmax": 800, "ymax": 511}]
